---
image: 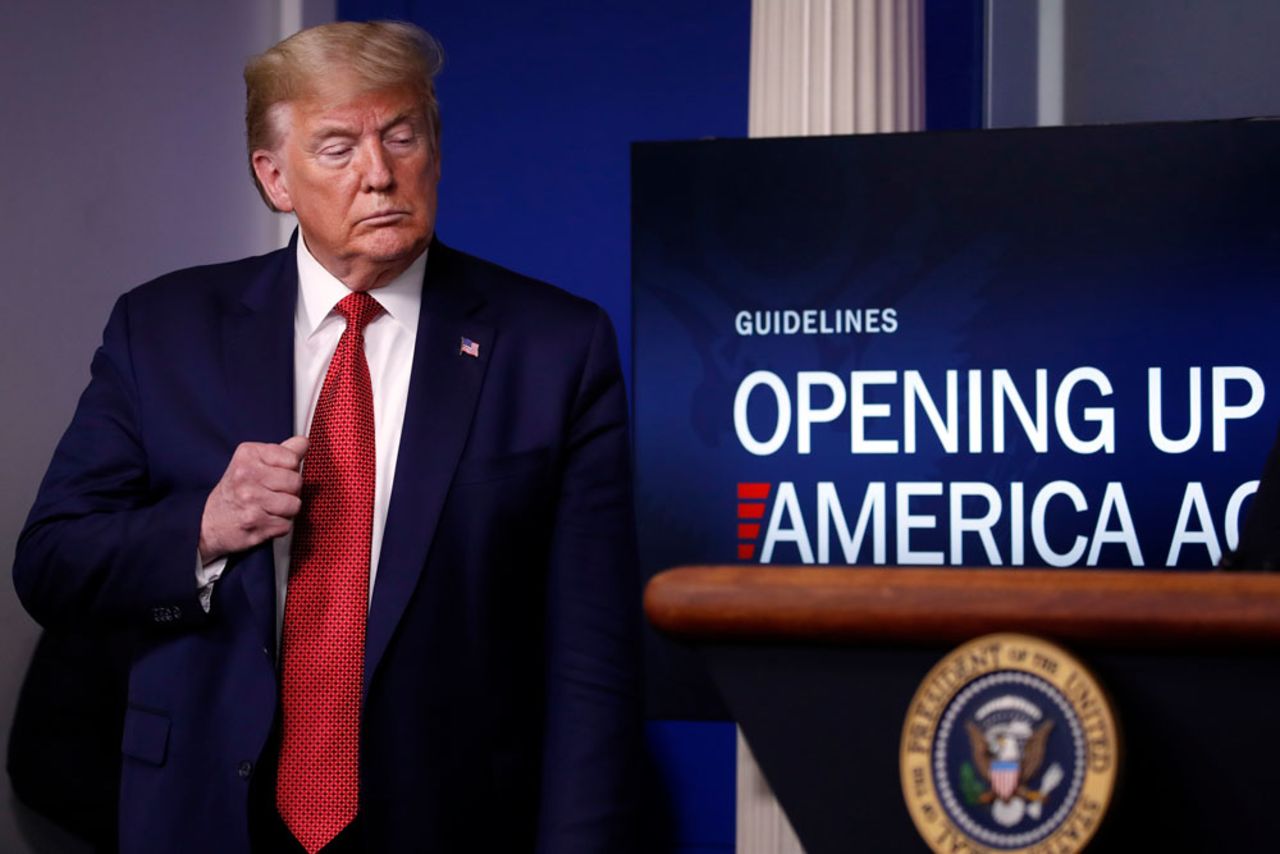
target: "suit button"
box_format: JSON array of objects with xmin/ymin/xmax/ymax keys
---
[{"xmin": 237, "ymin": 760, "xmax": 253, "ymax": 779}]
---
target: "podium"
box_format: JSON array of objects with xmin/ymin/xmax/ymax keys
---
[{"xmin": 645, "ymin": 567, "xmax": 1280, "ymax": 852}]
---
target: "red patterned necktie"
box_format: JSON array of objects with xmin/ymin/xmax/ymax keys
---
[{"xmin": 278, "ymin": 291, "xmax": 382, "ymax": 853}]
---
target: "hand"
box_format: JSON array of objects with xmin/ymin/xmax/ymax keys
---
[{"xmin": 199, "ymin": 436, "xmax": 308, "ymax": 563}]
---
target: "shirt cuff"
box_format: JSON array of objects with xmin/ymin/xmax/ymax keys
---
[{"xmin": 196, "ymin": 554, "xmax": 228, "ymax": 613}]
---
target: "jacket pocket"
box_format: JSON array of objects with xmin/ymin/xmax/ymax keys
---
[{"xmin": 121, "ymin": 705, "xmax": 170, "ymax": 766}]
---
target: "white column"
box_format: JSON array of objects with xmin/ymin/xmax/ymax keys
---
[
  {"xmin": 736, "ymin": 729, "xmax": 805, "ymax": 854},
  {"xmin": 750, "ymin": 0, "xmax": 925, "ymax": 137},
  {"xmin": 740, "ymin": 4, "xmax": 924, "ymax": 851}
]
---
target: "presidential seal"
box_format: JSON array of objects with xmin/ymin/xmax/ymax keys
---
[{"xmin": 900, "ymin": 634, "xmax": 1118, "ymax": 853}]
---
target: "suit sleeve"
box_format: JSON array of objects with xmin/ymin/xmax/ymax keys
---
[
  {"xmin": 14, "ymin": 293, "xmax": 209, "ymax": 630},
  {"xmin": 536, "ymin": 307, "xmax": 643, "ymax": 854}
]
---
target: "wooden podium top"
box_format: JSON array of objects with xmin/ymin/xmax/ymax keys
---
[{"xmin": 644, "ymin": 566, "xmax": 1280, "ymax": 648}]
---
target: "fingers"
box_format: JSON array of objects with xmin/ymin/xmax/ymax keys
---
[
  {"xmin": 258, "ymin": 465, "xmax": 303, "ymax": 497},
  {"xmin": 261, "ymin": 436, "xmax": 308, "ymax": 470},
  {"xmin": 199, "ymin": 437, "xmax": 313, "ymax": 562},
  {"xmin": 259, "ymin": 489, "xmax": 302, "ymax": 520},
  {"xmin": 229, "ymin": 440, "xmax": 306, "ymax": 492}
]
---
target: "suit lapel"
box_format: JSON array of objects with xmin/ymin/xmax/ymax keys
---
[
  {"xmin": 364, "ymin": 243, "xmax": 492, "ymax": 697},
  {"xmin": 220, "ymin": 239, "xmax": 297, "ymax": 660}
]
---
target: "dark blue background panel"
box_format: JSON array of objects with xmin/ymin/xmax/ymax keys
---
[
  {"xmin": 924, "ymin": 0, "xmax": 985, "ymax": 130},
  {"xmin": 643, "ymin": 720, "xmax": 736, "ymax": 853},
  {"xmin": 634, "ymin": 120, "xmax": 1280, "ymax": 717}
]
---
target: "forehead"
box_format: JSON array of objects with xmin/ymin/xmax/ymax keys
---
[{"xmin": 284, "ymin": 82, "xmax": 427, "ymax": 137}]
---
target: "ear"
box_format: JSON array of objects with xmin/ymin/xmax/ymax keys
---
[{"xmin": 252, "ymin": 149, "xmax": 294, "ymax": 213}]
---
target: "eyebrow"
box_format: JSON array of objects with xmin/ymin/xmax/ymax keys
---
[{"xmin": 307, "ymin": 112, "xmax": 422, "ymax": 146}]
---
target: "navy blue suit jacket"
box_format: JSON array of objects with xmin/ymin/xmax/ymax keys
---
[{"xmin": 14, "ymin": 238, "xmax": 642, "ymax": 853}]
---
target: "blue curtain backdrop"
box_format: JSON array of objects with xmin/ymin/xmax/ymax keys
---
[{"xmin": 338, "ymin": 0, "xmax": 753, "ymax": 392}]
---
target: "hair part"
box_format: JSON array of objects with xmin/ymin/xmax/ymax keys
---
[{"xmin": 244, "ymin": 20, "xmax": 444, "ymax": 210}]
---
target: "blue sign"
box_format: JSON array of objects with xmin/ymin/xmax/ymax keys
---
[{"xmin": 633, "ymin": 121, "xmax": 1280, "ymax": 714}]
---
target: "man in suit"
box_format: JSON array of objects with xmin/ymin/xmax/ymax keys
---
[{"xmin": 14, "ymin": 20, "xmax": 640, "ymax": 854}]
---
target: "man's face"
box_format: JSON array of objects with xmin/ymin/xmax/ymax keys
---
[{"xmin": 253, "ymin": 81, "xmax": 439, "ymax": 290}]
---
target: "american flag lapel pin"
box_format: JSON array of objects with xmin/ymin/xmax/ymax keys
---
[{"xmin": 459, "ymin": 336, "xmax": 480, "ymax": 358}]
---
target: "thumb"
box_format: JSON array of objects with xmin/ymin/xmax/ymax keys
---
[{"xmin": 281, "ymin": 435, "xmax": 309, "ymax": 458}]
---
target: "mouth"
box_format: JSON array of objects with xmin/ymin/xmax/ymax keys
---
[{"xmin": 359, "ymin": 211, "xmax": 410, "ymax": 227}]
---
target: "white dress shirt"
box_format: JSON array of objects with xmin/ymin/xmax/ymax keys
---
[{"xmin": 198, "ymin": 233, "xmax": 425, "ymax": 645}]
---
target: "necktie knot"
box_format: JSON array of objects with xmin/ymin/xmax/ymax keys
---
[{"xmin": 334, "ymin": 291, "xmax": 383, "ymax": 333}]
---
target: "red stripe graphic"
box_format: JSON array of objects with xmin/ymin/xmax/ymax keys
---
[{"xmin": 737, "ymin": 483, "xmax": 770, "ymax": 562}]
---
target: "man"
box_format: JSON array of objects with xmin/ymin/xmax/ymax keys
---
[{"xmin": 14, "ymin": 20, "xmax": 640, "ymax": 854}]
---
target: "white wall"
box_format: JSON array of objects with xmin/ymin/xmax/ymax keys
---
[{"xmin": 0, "ymin": 2, "xmax": 293, "ymax": 849}]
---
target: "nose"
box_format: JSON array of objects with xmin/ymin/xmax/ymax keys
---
[{"xmin": 359, "ymin": 139, "xmax": 394, "ymax": 192}]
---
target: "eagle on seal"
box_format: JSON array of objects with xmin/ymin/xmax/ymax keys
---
[{"xmin": 965, "ymin": 718, "xmax": 1054, "ymax": 803}]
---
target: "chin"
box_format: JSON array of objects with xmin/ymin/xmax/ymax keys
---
[{"xmin": 358, "ymin": 228, "xmax": 428, "ymax": 263}]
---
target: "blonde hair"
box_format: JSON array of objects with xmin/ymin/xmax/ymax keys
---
[{"xmin": 244, "ymin": 20, "xmax": 444, "ymax": 209}]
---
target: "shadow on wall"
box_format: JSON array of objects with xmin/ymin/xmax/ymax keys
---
[
  {"xmin": 11, "ymin": 803, "xmax": 95, "ymax": 854},
  {"xmin": 8, "ymin": 628, "xmax": 130, "ymax": 854}
]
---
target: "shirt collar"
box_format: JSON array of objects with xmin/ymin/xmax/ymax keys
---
[{"xmin": 295, "ymin": 231, "xmax": 427, "ymax": 338}]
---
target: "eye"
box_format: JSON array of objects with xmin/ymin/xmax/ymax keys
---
[
  {"xmin": 384, "ymin": 124, "xmax": 421, "ymax": 148},
  {"xmin": 319, "ymin": 145, "xmax": 353, "ymax": 160}
]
